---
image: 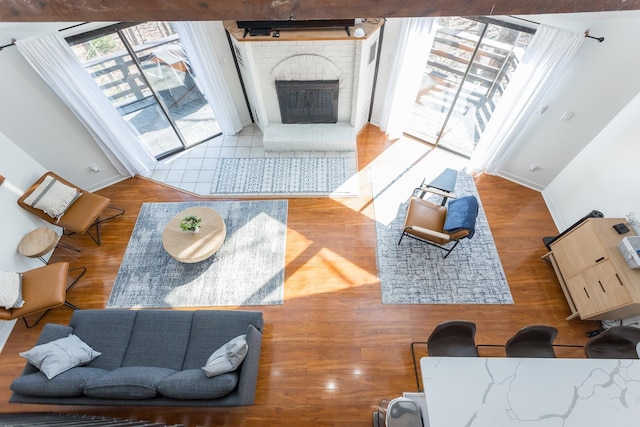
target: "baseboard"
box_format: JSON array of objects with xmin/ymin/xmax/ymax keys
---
[
  {"xmin": 495, "ymin": 169, "xmax": 545, "ymax": 192},
  {"xmin": 85, "ymin": 174, "xmax": 130, "ymax": 193},
  {"xmin": 541, "ymin": 189, "xmax": 567, "ymax": 232},
  {"xmin": 494, "ymin": 169, "xmax": 565, "ymax": 232}
]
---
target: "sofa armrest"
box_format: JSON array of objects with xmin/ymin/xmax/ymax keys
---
[{"xmin": 235, "ymin": 324, "xmax": 263, "ymax": 405}]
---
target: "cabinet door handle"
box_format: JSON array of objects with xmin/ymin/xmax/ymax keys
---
[
  {"xmin": 598, "ymin": 281, "xmax": 606, "ymax": 292},
  {"xmin": 584, "ymin": 287, "xmax": 590, "ymax": 299},
  {"xmin": 595, "ymin": 257, "xmax": 605, "ymax": 263},
  {"xmin": 616, "ymin": 274, "xmax": 624, "ymax": 286}
]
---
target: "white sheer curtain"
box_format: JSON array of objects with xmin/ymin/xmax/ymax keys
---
[
  {"xmin": 379, "ymin": 17, "xmax": 437, "ymax": 139},
  {"xmin": 16, "ymin": 32, "xmax": 157, "ymax": 177},
  {"xmin": 174, "ymin": 21, "xmax": 243, "ymax": 135},
  {"xmin": 469, "ymin": 25, "xmax": 584, "ymax": 174}
]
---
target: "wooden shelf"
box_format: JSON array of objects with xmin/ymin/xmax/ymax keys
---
[{"xmin": 224, "ymin": 19, "xmax": 383, "ymax": 42}]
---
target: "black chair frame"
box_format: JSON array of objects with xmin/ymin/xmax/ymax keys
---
[
  {"xmin": 398, "ymin": 231, "xmax": 462, "ymax": 258},
  {"xmin": 62, "ymin": 205, "xmax": 125, "ymax": 245}
]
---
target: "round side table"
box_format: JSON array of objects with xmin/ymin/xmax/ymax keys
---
[{"xmin": 18, "ymin": 227, "xmax": 59, "ymax": 264}]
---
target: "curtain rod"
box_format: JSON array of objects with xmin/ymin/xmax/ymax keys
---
[
  {"xmin": 507, "ymin": 15, "xmax": 541, "ymax": 26},
  {"xmin": 0, "ymin": 22, "xmax": 89, "ymax": 51},
  {"xmin": 508, "ymin": 15, "xmax": 604, "ymax": 42},
  {"xmin": 507, "ymin": 15, "xmax": 604, "ymax": 43},
  {"xmin": 0, "ymin": 38, "xmax": 15, "ymax": 51}
]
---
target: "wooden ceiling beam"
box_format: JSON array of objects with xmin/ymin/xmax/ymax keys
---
[{"xmin": 1, "ymin": 0, "xmax": 639, "ymax": 22}]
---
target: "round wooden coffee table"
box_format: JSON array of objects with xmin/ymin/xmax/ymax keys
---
[
  {"xmin": 18, "ymin": 227, "xmax": 59, "ymax": 263},
  {"xmin": 162, "ymin": 206, "xmax": 226, "ymax": 263}
]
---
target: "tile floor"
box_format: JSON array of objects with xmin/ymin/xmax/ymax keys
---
[{"xmin": 145, "ymin": 124, "xmax": 358, "ymax": 196}]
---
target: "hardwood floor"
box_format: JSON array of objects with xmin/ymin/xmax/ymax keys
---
[{"xmin": 0, "ymin": 124, "xmax": 599, "ymax": 426}]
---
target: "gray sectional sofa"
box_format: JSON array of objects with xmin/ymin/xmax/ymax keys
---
[{"xmin": 9, "ymin": 309, "xmax": 263, "ymax": 406}]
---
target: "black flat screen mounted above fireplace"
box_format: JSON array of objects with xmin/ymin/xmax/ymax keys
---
[
  {"xmin": 237, "ymin": 20, "xmax": 355, "ymax": 37},
  {"xmin": 276, "ymin": 80, "xmax": 339, "ymax": 124}
]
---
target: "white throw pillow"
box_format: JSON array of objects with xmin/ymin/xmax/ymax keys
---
[
  {"xmin": 23, "ymin": 175, "xmax": 81, "ymax": 221},
  {"xmin": 19, "ymin": 334, "xmax": 101, "ymax": 379},
  {"xmin": 201, "ymin": 335, "xmax": 248, "ymax": 378},
  {"xmin": 0, "ymin": 271, "xmax": 24, "ymax": 310}
]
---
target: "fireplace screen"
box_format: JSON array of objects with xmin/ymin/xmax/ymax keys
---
[{"xmin": 276, "ymin": 80, "xmax": 339, "ymax": 124}]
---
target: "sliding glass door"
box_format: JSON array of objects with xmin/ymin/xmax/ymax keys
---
[
  {"xmin": 406, "ymin": 17, "xmax": 533, "ymax": 157},
  {"xmin": 68, "ymin": 22, "xmax": 221, "ymax": 159}
]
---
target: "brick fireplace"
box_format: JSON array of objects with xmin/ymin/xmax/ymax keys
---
[{"xmin": 226, "ymin": 21, "xmax": 382, "ymax": 152}]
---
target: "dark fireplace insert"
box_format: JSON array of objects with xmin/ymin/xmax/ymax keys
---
[{"xmin": 276, "ymin": 80, "xmax": 339, "ymax": 124}]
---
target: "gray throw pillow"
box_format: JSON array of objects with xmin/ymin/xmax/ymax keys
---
[
  {"xmin": 201, "ymin": 334, "xmax": 248, "ymax": 377},
  {"xmin": 19, "ymin": 334, "xmax": 101, "ymax": 380}
]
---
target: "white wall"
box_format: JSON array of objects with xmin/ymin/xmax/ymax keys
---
[
  {"xmin": 0, "ymin": 131, "xmax": 59, "ymax": 272},
  {"xmin": 543, "ymin": 91, "xmax": 640, "ymax": 231},
  {"xmin": 205, "ymin": 21, "xmax": 252, "ymax": 128},
  {"xmin": 352, "ymin": 30, "xmax": 380, "ymax": 132},
  {"xmin": 496, "ymin": 11, "xmax": 640, "ymax": 191},
  {"xmin": 0, "ymin": 45, "xmax": 122, "ymax": 192},
  {"xmin": 370, "ymin": 18, "xmax": 402, "ymax": 128}
]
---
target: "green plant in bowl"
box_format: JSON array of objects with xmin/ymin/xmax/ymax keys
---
[{"xmin": 180, "ymin": 215, "xmax": 202, "ymax": 232}]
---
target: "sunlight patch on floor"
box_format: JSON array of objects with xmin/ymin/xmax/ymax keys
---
[
  {"xmin": 354, "ymin": 135, "xmax": 469, "ymax": 223},
  {"xmin": 285, "ymin": 247, "xmax": 379, "ymax": 299}
]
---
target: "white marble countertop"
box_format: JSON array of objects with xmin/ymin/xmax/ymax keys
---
[{"xmin": 420, "ymin": 357, "xmax": 640, "ymax": 427}]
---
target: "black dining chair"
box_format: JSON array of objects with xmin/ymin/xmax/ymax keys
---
[
  {"xmin": 505, "ymin": 325, "xmax": 558, "ymax": 358},
  {"xmin": 427, "ymin": 320, "xmax": 480, "ymax": 357},
  {"xmin": 585, "ymin": 326, "xmax": 640, "ymax": 359},
  {"xmin": 411, "ymin": 320, "xmax": 479, "ymax": 391}
]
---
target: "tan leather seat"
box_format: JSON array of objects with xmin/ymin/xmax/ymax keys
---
[
  {"xmin": 17, "ymin": 172, "xmax": 123, "ymax": 245},
  {"xmin": 0, "ymin": 262, "xmax": 84, "ymax": 328},
  {"xmin": 398, "ymin": 194, "xmax": 477, "ymax": 258}
]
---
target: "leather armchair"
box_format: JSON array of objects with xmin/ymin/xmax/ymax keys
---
[
  {"xmin": 398, "ymin": 190, "xmax": 478, "ymax": 258},
  {"xmin": 0, "ymin": 262, "xmax": 85, "ymax": 328},
  {"xmin": 17, "ymin": 172, "xmax": 124, "ymax": 245}
]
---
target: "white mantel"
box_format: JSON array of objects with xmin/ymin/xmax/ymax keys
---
[
  {"xmin": 226, "ymin": 21, "xmax": 382, "ymax": 152},
  {"xmin": 420, "ymin": 357, "xmax": 640, "ymax": 426}
]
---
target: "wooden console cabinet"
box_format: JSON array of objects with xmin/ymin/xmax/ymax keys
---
[{"xmin": 543, "ymin": 218, "xmax": 640, "ymax": 321}]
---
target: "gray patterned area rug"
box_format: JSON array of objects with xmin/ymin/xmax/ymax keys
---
[
  {"xmin": 372, "ymin": 166, "xmax": 513, "ymax": 304},
  {"xmin": 211, "ymin": 157, "xmax": 358, "ymax": 196},
  {"xmin": 107, "ymin": 200, "xmax": 287, "ymax": 308}
]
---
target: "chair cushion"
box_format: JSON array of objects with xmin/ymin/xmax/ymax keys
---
[
  {"xmin": 83, "ymin": 367, "xmax": 176, "ymax": 399},
  {"xmin": 182, "ymin": 310, "xmax": 263, "ymax": 369},
  {"xmin": 121, "ymin": 310, "xmax": 192, "ymax": 370},
  {"xmin": 0, "ymin": 271, "xmax": 24, "ymax": 309},
  {"xmin": 404, "ymin": 197, "xmax": 448, "ymax": 244},
  {"xmin": 19, "ymin": 334, "xmax": 102, "ymax": 379},
  {"xmin": 23, "ymin": 175, "xmax": 81, "ymax": 221},
  {"xmin": 10, "ymin": 367, "xmax": 108, "ymax": 397},
  {"xmin": 158, "ymin": 369, "xmax": 239, "ymax": 400},
  {"xmin": 10, "ymin": 263, "xmax": 68, "ymax": 320},
  {"xmin": 201, "ymin": 335, "xmax": 248, "ymax": 377},
  {"xmin": 69, "ymin": 310, "xmax": 137, "ymax": 370}
]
